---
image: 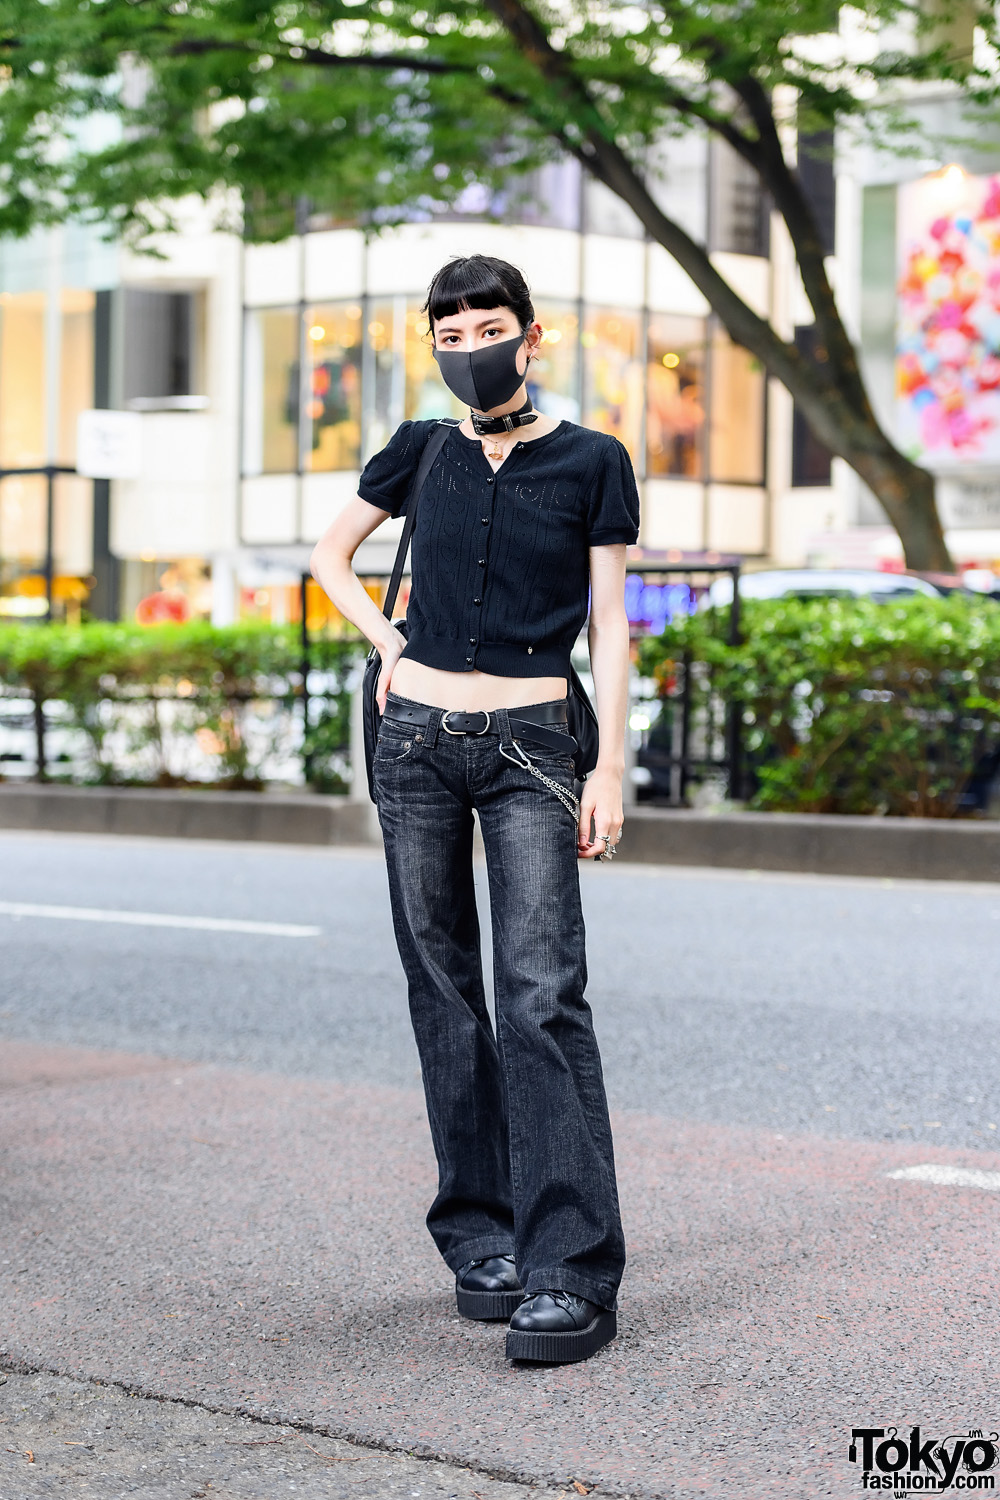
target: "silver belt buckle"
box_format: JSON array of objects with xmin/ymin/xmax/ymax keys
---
[{"xmin": 441, "ymin": 709, "xmax": 491, "ymax": 735}]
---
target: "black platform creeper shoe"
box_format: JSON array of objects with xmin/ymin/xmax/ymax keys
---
[
  {"xmin": 455, "ymin": 1254, "xmax": 523, "ymax": 1321},
  {"xmin": 505, "ymin": 1289, "xmax": 617, "ymax": 1364}
]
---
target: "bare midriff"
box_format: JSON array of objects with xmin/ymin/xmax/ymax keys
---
[{"xmin": 388, "ymin": 658, "xmax": 568, "ymax": 711}]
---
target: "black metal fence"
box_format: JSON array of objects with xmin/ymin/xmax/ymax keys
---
[{"xmin": 626, "ymin": 552, "xmax": 743, "ymax": 806}]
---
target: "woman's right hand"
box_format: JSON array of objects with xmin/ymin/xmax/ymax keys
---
[{"xmin": 376, "ymin": 629, "xmax": 406, "ymax": 714}]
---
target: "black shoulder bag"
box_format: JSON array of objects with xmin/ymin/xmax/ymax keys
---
[{"xmin": 361, "ymin": 422, "xmax": 600, "ymax": 803}]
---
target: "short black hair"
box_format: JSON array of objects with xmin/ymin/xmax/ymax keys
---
[{"xmin": 422, "ymin": 254, "xmax": 535, "ymax": 332}]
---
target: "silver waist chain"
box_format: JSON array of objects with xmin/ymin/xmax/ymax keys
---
[{"xmin": 499, "ymin": 739, "xmax": 581, "ymax": 822}]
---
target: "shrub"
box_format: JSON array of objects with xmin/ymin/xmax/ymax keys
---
[
  {"xmin": 0, "ymin": 622, "xmax": 364, "ymax": 790},
  {"xmin": 636, "ymin": 595, "xmax": 1000, "ymax": 817}
]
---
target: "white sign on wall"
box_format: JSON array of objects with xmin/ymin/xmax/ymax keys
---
[
  {"xmin": 76, "ymin": 409, "xmax": 143, "ymax": 480},
  {"xmin": 937, "ymin": 475, "xmax": 1000, "ymax": 528}
]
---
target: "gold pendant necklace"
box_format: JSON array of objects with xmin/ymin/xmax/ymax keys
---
[{"xmin": 484, "ymin": 438, "xmax": 504, "ymax": 462}]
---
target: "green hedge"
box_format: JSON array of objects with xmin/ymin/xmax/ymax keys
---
[
  {"xmin": 636, "ymin": 595, "xmax": 1000, "ymax": 817},
  {"xmin": 0, "ymin": 621, "xmax": 365, "ymax": 790}
]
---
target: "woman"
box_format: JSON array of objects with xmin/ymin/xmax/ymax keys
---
[{"xmin": 310, "ymin": 254, "xmax": 638, "ymax": 1366}]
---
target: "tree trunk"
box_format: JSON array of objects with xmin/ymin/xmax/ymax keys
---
[{"xmin": 843, "ymin": 440, "xmax": 952, "ymax": 573}]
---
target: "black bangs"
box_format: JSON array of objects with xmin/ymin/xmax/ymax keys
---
[{"xmin": 423, "ymin": 255, "xmax": 535, "ymax": 330}]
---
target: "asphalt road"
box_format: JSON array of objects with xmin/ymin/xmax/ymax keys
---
[
  {"xmin": 3, "ymin": 829, "xmax": 1000, "ymax": 1500},
  {"xmin": 2, "ymin": 829, "xmax": 999, "ymax": 1149}
]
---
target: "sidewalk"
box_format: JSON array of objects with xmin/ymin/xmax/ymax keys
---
[
  {"xmin": 0, "ymin": 1370, "xmax": 568, "ymax": 1500},
  {"xmin": 3, "ymin": 1038, "xmax": 998, "ymax": 1498}
]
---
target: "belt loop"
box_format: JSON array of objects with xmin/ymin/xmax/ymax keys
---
[
  {"xmin": 494, "ymin": 705, "xmax": 513, "ymax": 750},
  {"xmin": 422, "ymin": 704, "xmax": 443, "ymax": 748}
]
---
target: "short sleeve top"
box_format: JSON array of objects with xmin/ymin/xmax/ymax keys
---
[{"xmin": 358, "ymin": 419, "xmax": 640, "ymax": 678}]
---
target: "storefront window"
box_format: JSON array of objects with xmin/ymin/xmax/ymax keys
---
[
  {"xmin": 242, "ymin": 284, "xmax": 769, "ymax": 486},
  {"xmin": 59, "ymin": 290, "xmax": 95, "ymax": 464},
  {"xmin": 243, "ymin": 307, "xmax": 299, "ymax": 475},
  {"xmin": 361, "ymin": 298, "xmax": 398, "ymax": 461},
  {"xmin": 0, "ymin": 474, "xmax": 95, "ymax": 621},
  {"xmin": 582, "ymin": 307, "xmax": 644, "ymax": 463},
  {"xmin": 304, "ymin": 303, "xmax": 362, "ymax": 471},
  {"xmin": 0, "ymin": 291, "xmax": 47, "ymax": 469},
  {"xmin": 0, "ymin": 475, "xmax": 47, "ymax": 614},
  {"xmin": 121, "ymin": 556, "xmax": 212, "ymax": 625},
  {"xmin": 647, "ymin": 315, "xmax": 706, "ymax": 478},
  {"xmin": 708, "ymin": 329, "xmax": 766, "ymax": 483},
  {"xmin": 529, "ymin": 303, "xmax": 580, "ymax": 422}
]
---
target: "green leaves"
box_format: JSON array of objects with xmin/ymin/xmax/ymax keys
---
[
  {"xmin": 0, "ymin": 0, "xmax": 555, "ymax": 242},
  {"xmin": 4, "ymin": 0, "xmax": 995, "ymax": 246},
  {"xmin": 0, "ymin": 621, "xmax": 364, "ymax": 788},
  {"xmin": 637, "ymin": 596, "xmax": 1000, "ymax": 817}
]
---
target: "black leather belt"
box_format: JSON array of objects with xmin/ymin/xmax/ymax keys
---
[{"xmin": 382, "ymin": 699, "xmax": 577, "ymax": 755}]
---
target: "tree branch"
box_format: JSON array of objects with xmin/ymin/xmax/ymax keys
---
[
  {"xmin": 166, "ymin": 37, "xmax": 462, "ymax": 77},
  {"xmin": 730, "ymin": 74, "xmax": 874, "ymax": 417}
]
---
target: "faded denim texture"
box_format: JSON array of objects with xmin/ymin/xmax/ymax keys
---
[{"xmin": 373, "ymin": 690, "xmax": 626, "ymax": 1312}]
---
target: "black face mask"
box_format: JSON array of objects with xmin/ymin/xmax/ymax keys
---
[{"xmin": 432, "ymin": 332, "xmax": 527, "ymax": 412}]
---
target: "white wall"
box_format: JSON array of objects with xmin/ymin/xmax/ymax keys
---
[{"xmin": 113, "ymin": 203, "xmax": 243, "ymax": 560}]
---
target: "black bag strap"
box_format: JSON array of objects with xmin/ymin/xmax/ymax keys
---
[{"xmin": 381, "ymin": 420, "xmax": 457, "ymax": 620}]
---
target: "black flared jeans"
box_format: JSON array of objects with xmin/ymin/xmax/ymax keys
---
[{"xmin": 373, "ymin": 689, "xmax": 626, "ymax": 1311}]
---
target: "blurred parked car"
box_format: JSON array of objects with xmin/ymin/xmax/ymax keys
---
[{"xmin": 701, "ymin": 568, "xmax": 947, "ymax": 609}]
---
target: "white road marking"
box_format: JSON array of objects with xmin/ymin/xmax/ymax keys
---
[
  {"xmin": 0, "ymin": 900, "xmax": 319, "ymax": 938},
  {"xmin": 887, "ymin": 1163, "xmax": 1000, "ymax": 1191}
]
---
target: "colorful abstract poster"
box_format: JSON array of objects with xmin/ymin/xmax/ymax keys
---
[{"xmin": 897, "ymin": 170, "xmax": 1000, "ymax": 469}]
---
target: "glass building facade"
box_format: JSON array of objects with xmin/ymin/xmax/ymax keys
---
[
  {"xmin": 238, "ymin": 136, "xmax": 776, "ymax": 588},
  {"xmin": 241, "ymin": 294, "xmax": 767, "ymax": 490},
  {"xmin": 0, "ymin": 281, "xmax": 99, "ymax": 618}
]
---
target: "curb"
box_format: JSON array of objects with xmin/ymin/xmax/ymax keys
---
[
  {"xmin": 618, "ymin": 807, "xmax": 1000, "ymax": 882},
  {"xmin": 0, "ymin": 784, "xmax": 379, "ymax": 847},
  {"xmin": 1, "ymin": 785, "xmax": 998, "ymax": 882}
]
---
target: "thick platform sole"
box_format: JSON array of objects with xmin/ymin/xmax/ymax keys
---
[
  {"xmin": 505, "ymin": 1307, "xmax": 618, "ymax": 1364},
  {"xmin": 456, "ymin": 1284, "xmax": 524, "ymax": 1321}
]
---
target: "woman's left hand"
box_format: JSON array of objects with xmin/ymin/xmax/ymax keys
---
[{"xmin": 577, "ymin": 766, "xmax": 625, "ymax": 861}]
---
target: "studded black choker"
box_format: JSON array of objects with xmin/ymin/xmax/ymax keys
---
[{"xmin": 470, "ymin": 396, "xmax": 539, "ymax": 435}]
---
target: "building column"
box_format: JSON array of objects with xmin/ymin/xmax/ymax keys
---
[
  {"xmin": 210, "ymin": 554, "xmax": 237, "ymax": 625},
  {"xmin": 89, "ymin": 289, "xmax": 120, "ymax": 619}
]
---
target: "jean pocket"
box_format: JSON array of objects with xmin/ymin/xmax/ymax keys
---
[
  {"xmin": 515, "ymin": 737, "xmax": 575, "ymax": 776},
  {"xmin": 375, "ymin": 721, "xmax": 419, "ymax": 764}
]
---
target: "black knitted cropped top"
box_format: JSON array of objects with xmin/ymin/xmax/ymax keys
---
[{"xmin": 358, "ymin": 418, "xmax": 640, "ymax": 679}]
